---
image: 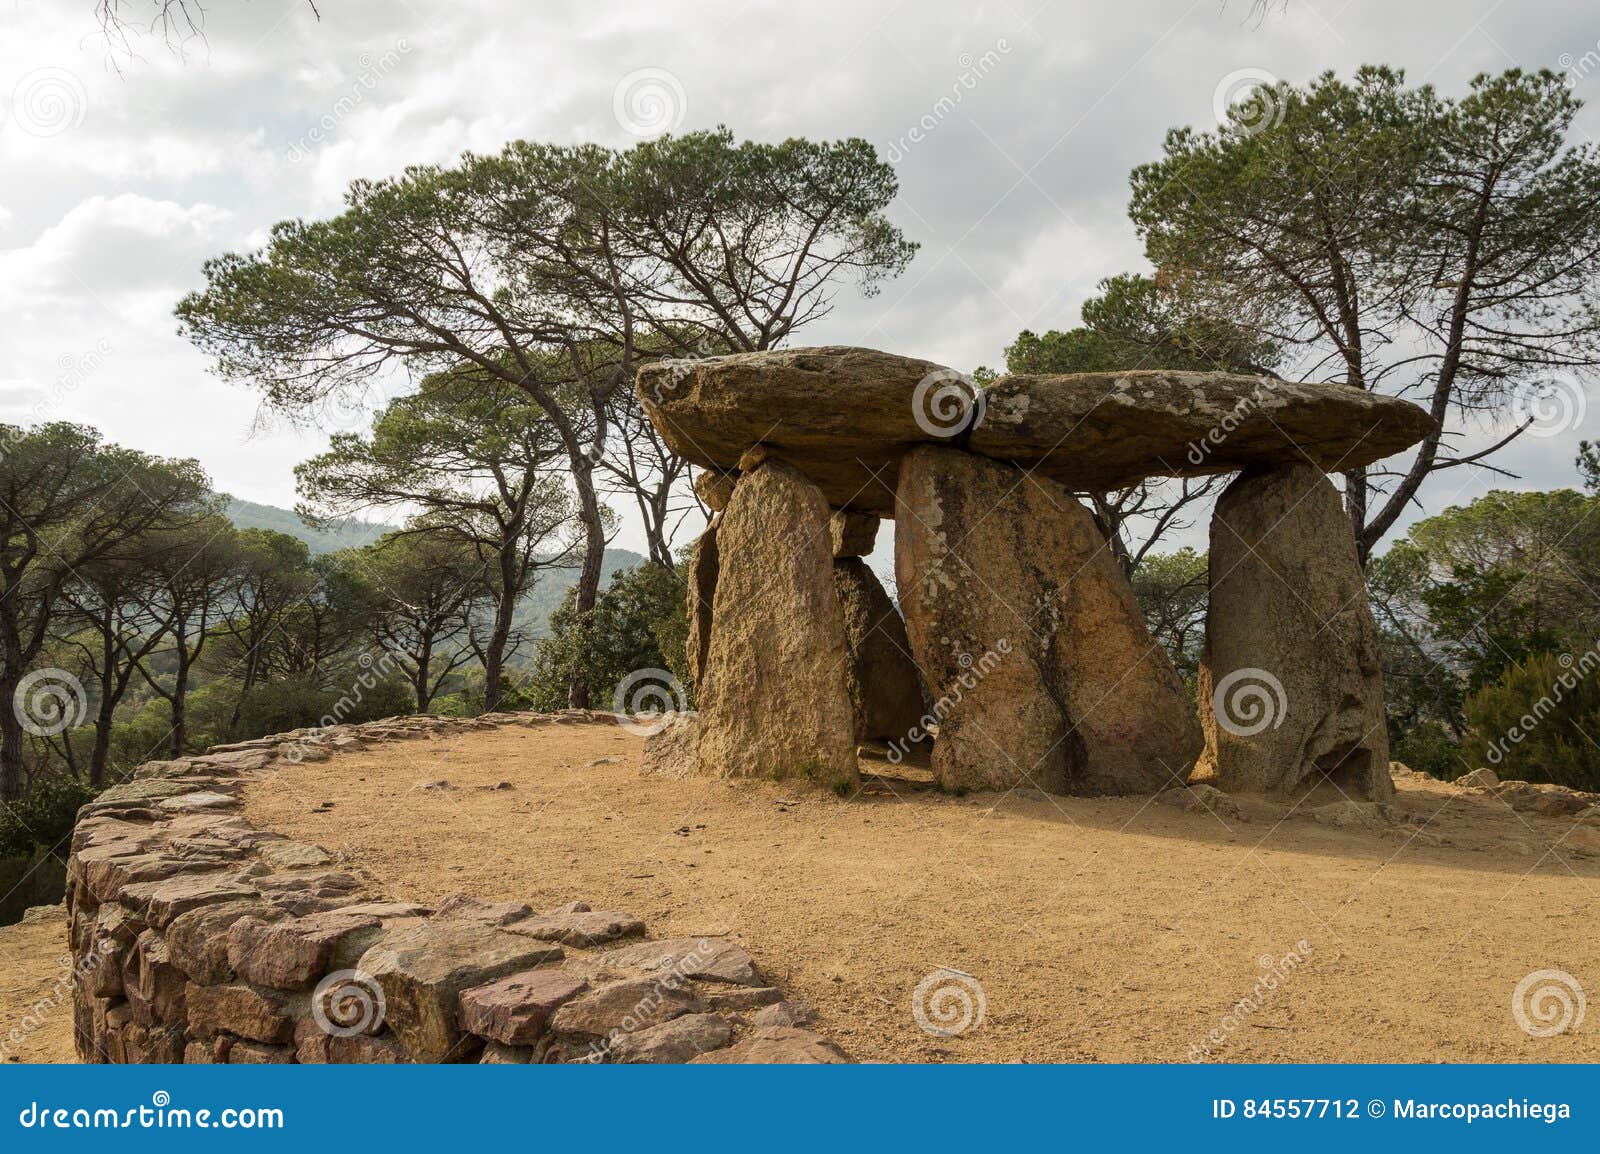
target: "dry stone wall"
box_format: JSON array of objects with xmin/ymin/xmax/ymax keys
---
[{"xmin": 66, "ymin": 711, "xmax": 847, "ymax": 1065}]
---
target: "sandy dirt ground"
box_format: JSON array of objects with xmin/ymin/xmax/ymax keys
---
[
  {"xmin": 0, "ymin": 909, "xmax": 76, "ymax": 1064},
  {"xmin": 228, "ymin": 721, "xmax": 1600, "ymax": 1063},
  {"xmin": 7, "ymin": 720, "xmax": 1594, "ymax": 1065}
]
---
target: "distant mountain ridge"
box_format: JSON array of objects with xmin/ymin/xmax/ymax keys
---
[
  {"xmin": 223, "ymin": 497, "xmax": 647, "ymax": 639},
  {"xmin": 224, "ymin": 497, "xmax": 392, "ymax": 554}
]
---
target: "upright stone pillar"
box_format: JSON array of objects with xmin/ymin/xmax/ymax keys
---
[
  {"xmin": 684, "ymin": 518, "xmax": 719, "ymax": 689},
  {"xmin": 694, "ymin": 461, "xmax": 858, "ymax": 792},
  {"xmin": 833, "ymin": 559, "xmax": 926, "ymax": 743},
  {"xmin": 1199, "ymin": 463, "xmax": 1392, "ymax": 799},
  {"xmin": 895, "ymin": 446, "xmax": 1200, "ymax": 795}
]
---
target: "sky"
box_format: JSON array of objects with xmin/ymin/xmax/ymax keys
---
[{"xmin": 2, "ymin": 0, "xmax": 1598, "ymax": 566}]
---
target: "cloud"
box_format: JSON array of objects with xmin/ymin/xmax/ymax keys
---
[
  {"xmin": 0, "ymin": 193, "xmax": 232, "ymax": 308},
  {"xmin": 1, "ymin": 0, "xmax": 1596, "ymax": 536}
]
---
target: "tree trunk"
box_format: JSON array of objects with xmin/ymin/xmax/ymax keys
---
[
  {"xmin": 89, "ymin": 696, "xmax": 114, "ymax": 789},
  {"xmin": 568, "ymin": 459, "xmax": 606, "ymax": 709},
  {"xmin": 90, "ymin": 620, "xmax": 115, "ymax": 788},
  {"xmin": 170, "ymin": 651, "xmax": 192, "ymax": 758},
  {"xmin": 482, "ymin": 584, "xmax": 516, "ymax": 715},
  {"xmin": 413, "ymin": 641, "xmax": 433, "ymax": 713},
  {"xmin": 0, "ymin": 676, "xmax": 22, "ymax": 803},
  {"xmin": 1344, "ymin": 465, "xmax": 1369, "ymax": 568}
]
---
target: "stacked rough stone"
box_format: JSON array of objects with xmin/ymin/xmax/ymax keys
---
[
  {"xmin": 67, "ymin": 712, "xmax": 846, "ymax": 1065},
  {"xmin": 639, "ymin": 346, "xmax": 1435, "ymax": 800}
]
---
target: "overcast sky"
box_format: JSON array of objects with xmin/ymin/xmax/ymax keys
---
[{"xmin": 2, "ymin": 0, "xmax": 1597, "ymax": 563}]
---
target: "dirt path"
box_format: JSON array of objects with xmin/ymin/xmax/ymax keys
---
[
  {"xmin": 236, "ymin": 720, "xmax": 1600, "ymax": 1063},
  {"xmin": 1, "ymin": 908, "xmax": 77, "ymax": 1064}
]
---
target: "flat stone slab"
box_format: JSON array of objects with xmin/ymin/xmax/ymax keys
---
[
  {"xmin": 600, "ymin": 937, "xmax": 762, "ymax": 986},
  {"xmin": 637, "ymin": 346, "xmax": 1435, "ymax": 515}
]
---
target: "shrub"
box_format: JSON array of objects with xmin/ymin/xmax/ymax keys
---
[
  {"xmin": 526, "ymin": 564, "xmax": 692, "ymax": 712},
  {"xmin": 0, "ymin": 774, "xmax": 95, "ymax": 859},
  {"xmin": 1462, "ymin": 652, "xmax": 1600, "ymax": 791},
  {"xmin": 1389, "ymin": 721, "xmax": 1465, "ymax": 780}
]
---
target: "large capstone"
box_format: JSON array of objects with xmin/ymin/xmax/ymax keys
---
[
  {"xmin": 694, "ymin": 461, "xmax": 858, "ymax": 791},
  {"xmin": 895, "ymin": 446, "xmax": 1201, "ymax": 794},
  {"xmin": 1198, "ymin": 463, "xmax": 1392, "ymax": 799},
  {"xmin": 833, "ymin": 558, "xmax": 926, "ymax": 743},
  {"xmin": 637, "ymin": 347, "xmax": 1435, "ymax": 516}
]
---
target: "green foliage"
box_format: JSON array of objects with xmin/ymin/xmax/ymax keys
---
[
  {"xmin": 1131, "ymin": 548, "xmax": 1209, "ymax": 689},
  {"xmin": 224, "ymin": 497, "xmax": 391, "ymax": 554},
  {"xmin": 1463, "ymin": 653, "xmax": 1600, "ymax": 790},
  {"xmin": 1390, "ymin": 490, "xmax": 1600, "ymax": 692},
  {"xmin": 0, "ymin": 775, "xmax": 95, "ymax": 859},
  {"xmin": 1006, "ymin": 273, "xmax": 1278, "ymax": 376},
  {"xmin": 1129, "ymin": 67, "xmax": 1600, "ymax": 556},
  {"xmin": 527, "ymin": 564, "xmax": 691, "ymax": 712},
  {"xmin": 1390, "ymin": 722, "xmax": 1465, "ymax": 781}
]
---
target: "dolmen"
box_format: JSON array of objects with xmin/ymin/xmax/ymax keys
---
[{"xmin": 638, "ymin": 346, "xmax": 1434, "ymax": 801}]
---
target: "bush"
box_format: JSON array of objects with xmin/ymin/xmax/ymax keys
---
[
  {"xmin": 526, "ymin": 564, "xmax": 692, "ymax": 712},
  {"xmin": 0, "ymin": 774, "xmax": 95, "ymax": 859},
  {"xmin": 178, "ymin": 673, "xmax": 416, "ymax": 750},
  {"xmin": 1389, "ymin": 721, "xmax": 1464, "ymax": 780},
  {"xmin": 1462, "ymin": 652, "xmax": 1600, "ymax": 791}
]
